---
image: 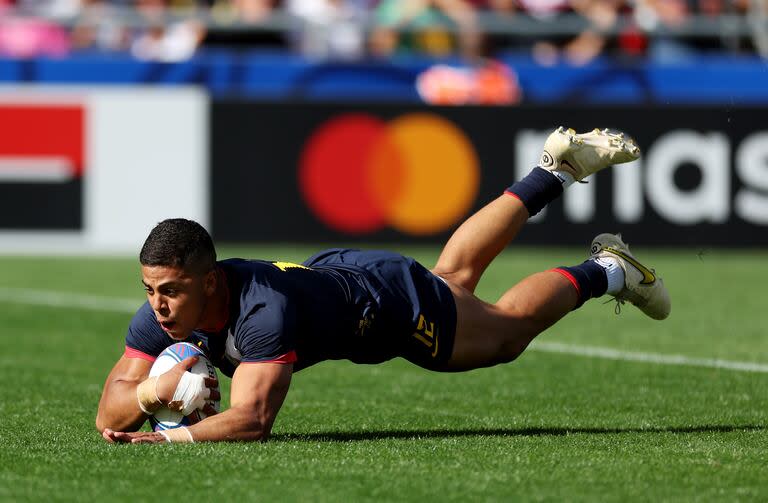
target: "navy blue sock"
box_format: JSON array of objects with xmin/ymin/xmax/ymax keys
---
[
  {"xmin": 553, "ymin": 260, "xmax": 608, "ymax": 309},
  {"xmin": 505, "ymin": 167, "xmax": 563, "ymax": 216}
]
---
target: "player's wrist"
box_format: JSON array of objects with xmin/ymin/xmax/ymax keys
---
[
  {"xmin": 136, "ymin": 376, "xmax": 162, "ymax": 414},
  {"xmin": 168, "ymin": 371, "xmax": 208, "ymax": 415},
  {"xmin": 157, "ymin": 427, "xmax": 194, "ymax": 443}
]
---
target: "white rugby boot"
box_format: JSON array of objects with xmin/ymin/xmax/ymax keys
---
[
  {"xmin": 540, "ymin": 127, "xmax": 641, "ymax": 182},
  {"xmin": 589, "ymin": 233, "xmax": 671, "ymax": 320}
]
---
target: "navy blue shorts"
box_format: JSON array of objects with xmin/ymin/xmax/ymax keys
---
[{"xmin": 303, "ymin": 249, "xmax": 457, "ymax": 371}]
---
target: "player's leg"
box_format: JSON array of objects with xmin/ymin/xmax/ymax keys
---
[
  {"xmin": 432, "ymin": 195, "xmax": 530, "ymax": 293},
  {"xmin": 441, "ymin": 271, "xmax": 576, "ymax": 371},
  {"xmin": 432, "ymin": 127, "xmax": 640, "ymax": 293},
  {"xmin": 443, "ymin": 233, "xmax": 671, "ymax": 371}
]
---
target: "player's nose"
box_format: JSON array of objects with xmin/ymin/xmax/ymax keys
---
[{"xmin": 149, "ymin": 295, "xmax": 168, "ymax": 315}]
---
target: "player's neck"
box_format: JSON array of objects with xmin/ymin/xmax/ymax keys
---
[{"xmin": 197, "ymin": 267, "xmax": 229, "ymax": 333}]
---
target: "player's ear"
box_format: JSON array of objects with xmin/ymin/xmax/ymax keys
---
[{"xmin": 203, "ymin": 269, "xmax": 217, "ymax": 296}]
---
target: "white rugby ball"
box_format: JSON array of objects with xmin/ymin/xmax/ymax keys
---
[{"xmin": 147, "ymin": 342, "xmax": 220, "ymax": 431}]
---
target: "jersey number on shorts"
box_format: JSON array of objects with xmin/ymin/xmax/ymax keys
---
[{"xmin": 412, "ymin": 314, "xmax": 439, "ymax": 358}]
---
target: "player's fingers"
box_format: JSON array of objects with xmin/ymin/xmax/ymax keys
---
[
  {"xmin": 131, "ymin": 433, "xmax": 166, "ymax": 444},
  {"xmin": 110, "ymin": 431, "xmax": 136, "ymax": 443},
  {"xmin": 102, "ymin": 429, "xmax": 116, "ymax": 443},
  {"xmin": 204, "ymin": 377, "xmax": 218, "ymax": 388},
  {"xmin": 202, "ymin": 403, "xmax": 218, "ymax": 416},
  {"xmin": 177, "ymin": 356, "xmax": 199, "ymax": 370},
  {"xmin": 209, "ymin": 389, "xmax": 221, "ymax": 401}
]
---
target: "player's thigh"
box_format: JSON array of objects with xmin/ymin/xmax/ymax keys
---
[{"xmin": 443, "ymin": 281, "xmax": 536, "ymax": 371}]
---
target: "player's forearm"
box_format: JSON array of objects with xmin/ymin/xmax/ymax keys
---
[
  {"xmin": 187, "ymin": 406, "xmax": 271, "ymax": 442},
  {"xmin": 95, "ymin": 380, "xmax": 146, "ymax": 433}
]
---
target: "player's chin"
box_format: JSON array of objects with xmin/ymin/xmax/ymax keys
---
[
  {"xmin": 159, "ymin": 321, "xmax": 190, "ymax": 340},
  {"xmin": 164, "ymin": 327, "xmax": 191, "ymax": 340},
  {"xmin": 168, "ymin": 331, "xmax": 191, "ymax": 341}
]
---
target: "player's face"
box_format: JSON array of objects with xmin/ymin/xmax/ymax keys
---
[{"xmin": 141, "ymin": 265, "xmax": 211, "ymax": 340}]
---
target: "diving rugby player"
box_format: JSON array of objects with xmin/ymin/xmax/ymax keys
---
[{"xmin": 97, "ymin": 127, "xmax": 670, "ymax": 444}]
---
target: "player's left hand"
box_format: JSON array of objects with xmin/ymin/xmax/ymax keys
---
[{"xmin": 102, "ymin": 428, "xmax": 166, "ymax": 444}]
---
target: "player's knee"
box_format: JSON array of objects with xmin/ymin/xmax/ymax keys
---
[
  {"xmin": 95, "ymin": 415, "xmax": 108, "ymax": 433},
  {"xmin": 497, "ymin": 338, "xmax": 533, "ymax": 364},
  {"xmin": 489, "ymin": 312, "xmax": 540, "ymax": 363},
  {"xmin": 432, "ymin": 267, "xmax": 479, "ymax": 292}
]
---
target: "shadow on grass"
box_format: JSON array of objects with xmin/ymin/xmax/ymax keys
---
[{"xmin": 271, "ymin": 424, "xmax": 766, "ymax": 442}]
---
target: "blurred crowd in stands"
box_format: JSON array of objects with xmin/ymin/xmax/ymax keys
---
[{"xmin": 0, "ymin": 0, "xmax": 762, "ymax": 63}]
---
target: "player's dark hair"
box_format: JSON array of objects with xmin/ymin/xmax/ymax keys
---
[{"xmin": 139, "ymin": 218, "xmax": 216, "ymax": 274}]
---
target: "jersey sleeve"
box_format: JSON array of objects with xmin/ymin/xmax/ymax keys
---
[
  {"xmin": 124, "ymin": 302, "xmax": 172, "ymax": 361},
  {"xmin": 236, "ymin": 291, "xmax": 297, "ymax": 364}
]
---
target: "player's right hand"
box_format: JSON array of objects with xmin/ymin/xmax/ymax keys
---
[{"xmin": 155, "ymin": 356, "xmax": 220, "ymax": 408}]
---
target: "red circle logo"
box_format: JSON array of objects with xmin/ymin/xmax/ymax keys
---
[{"xmin": 299, "ymin": 113, "xmax": 480, "ymax": 236}]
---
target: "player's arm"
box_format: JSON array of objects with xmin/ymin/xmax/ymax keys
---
[
  {"xmin": 103, "ymin": 361, "xmax": 292, "ymax": 443},
  {"xmin": 185, "ymin": 362, "xmax": 293, "ymax": 442},
  {"xmin": 96, "ymin": 353, "xmax": 219, "ymax": 434},
  {"xmin": 95, "ymin": 355, "xmax": 152, "ymax": 433}
]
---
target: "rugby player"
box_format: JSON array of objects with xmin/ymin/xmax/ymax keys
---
[{"xmin": 97, "ymin": 127, "xmax": 670, "ymax": 444}]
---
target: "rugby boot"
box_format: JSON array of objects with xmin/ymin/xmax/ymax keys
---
[
  {"xmin": 540, "ymin": 127, "xmax": 641, "ymax": 182},
  {"xmin": 590, "ymin": 233, "xmax": 671, "ymax": 320}
]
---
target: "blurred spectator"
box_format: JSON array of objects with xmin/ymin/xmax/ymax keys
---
[
  {"xmin": 568, "ymin": 0, "xmax": 625, "ymax": 64},
  {"xmin": 131, "ymin": 19, "xmax": 205, "ymax": 60},
  {"xmin": 519, "ymin": 0, "xmax": 570, "ymax": 18},
  {"xmin": 228, "ymin": 0, "xmax": 276, "ymax": 24},
  {"xmin": 480, "ymin": 0, "xmax": 516, "ymax": 15},
  {"xmin": 70, "ymin": 0, "xmax": 131, "ymax": 52},
  {"xmin": 129, "ymin": 0, "xmax": 206, "ymax": 61},
  {"xmin": 15, "ymin": 0, "xmax": 83, "ymax": 18},
  {"xmin": 286, "ymin": 0, "xmax": 367, "ymax": 60},
  {"xmin": 369, "ymin": 0, "xmax": 480, "ymax": 58},
  {"xmin": 463, "ymin": 0, "xmax": 516, "ymax": 18},
  {"xmin": 634, "ymin": 0, "xmax": 695, "ymax": 62},
  {"xmin": 521, "ymin": 0, "xmax": 626, "ymax": 66},
  {"xmin": 0, "ymin": 16, "xmax": 71, "ymax": 57},
  {"xmin": 0, "ymin": 0, "xmax": 766, "ymax": 62}
]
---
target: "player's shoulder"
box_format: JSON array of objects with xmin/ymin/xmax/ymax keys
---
[
  {"xmin": 219, "ymin": 258, "xmax": 295, "ymax": 312},
  {"xmin": 219, "ymin": 257, "xmax": 320, "ymax": 286},
  {"xmin": 219, "ymin": 257, "xmax": 282, "ymax": 277}
]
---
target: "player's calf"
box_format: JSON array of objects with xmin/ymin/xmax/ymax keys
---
[{"xmin": 434, "ymin": 126, "xmax": 640, "ymax": 294}]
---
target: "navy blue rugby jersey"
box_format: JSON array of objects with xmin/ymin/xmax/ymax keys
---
[{"xmin": 124, "ymin": 252, "xmax": 430, "ymax": 376}]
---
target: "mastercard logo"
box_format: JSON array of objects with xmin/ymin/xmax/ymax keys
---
[{"xmin": 298, "ymin": 113, "xmax": 480, "ymax": 235}]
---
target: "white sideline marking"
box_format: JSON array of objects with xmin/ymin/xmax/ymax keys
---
[
  {"xmin": 0, "ymin": 287, "xmax": 139, "ymax": 313},
  {"xmin": 1, "ymin": 287, "xmax": 767, "ymax": 375},
  {"xmin": 531, "ymin": 341, "xmax": 768, "ymax": 374}
]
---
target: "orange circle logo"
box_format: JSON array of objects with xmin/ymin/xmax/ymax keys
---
[{"xmin": 298, "ymin": 113, "xmax": 480, "ymax": 236}]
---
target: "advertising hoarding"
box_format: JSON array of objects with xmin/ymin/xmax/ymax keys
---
[
  {"xmin": 0, "ymin": 87, "xmax": 208, "ymax": 253},
  {"xmin": 212, "ymin": 102, "xmax": 768, "ymax": 246}
]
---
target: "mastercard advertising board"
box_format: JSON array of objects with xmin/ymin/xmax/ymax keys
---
[{"xmin": 212, "ymin": 102, "xmax": 768, "ymax": 246}]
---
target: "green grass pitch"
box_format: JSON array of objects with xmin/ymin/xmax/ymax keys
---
[{"xmin": 0, "ymin": 245, "xmax": 766, "ymax": 501}]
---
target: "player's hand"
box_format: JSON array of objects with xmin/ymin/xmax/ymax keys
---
[
  {"xmin": 102, "ymin": 428, "xmax": 166, "ymax": 444},
  {"xmin": 155, "ymin": 356, "xmax": 220, "ymax": 405}
]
